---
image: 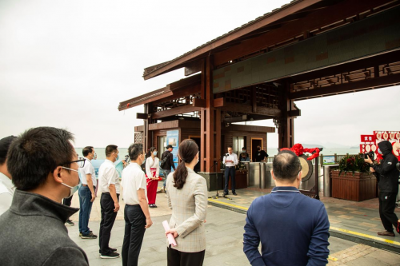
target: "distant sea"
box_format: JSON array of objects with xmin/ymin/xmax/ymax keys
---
[{"xmin": 75, "ymin": 147, "xmax": 360, "ymax": 160}]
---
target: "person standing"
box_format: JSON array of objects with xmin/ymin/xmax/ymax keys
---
[
  {"xmin": 0, "ymin": 135, "xmax": 16, "ymax": 215},
  {"xmin": 239, "ymin": 147, "xmax": 250, "ymax": 162},
  {"xmin": 165, "ymin": 139, "xmax": 208, "ymax": 266},
  {"xmin": 254, "ymin": 145, "xmax": 268, "ymax": 162},
  {"xmin": 146, "ymin": 147, "xmax": 160, "ymax": 208},
  {"xmin": 243, "ymin": 150, "xmax": 330, "ymax": 265},
  {"xmin": 161, "ymin": 145, "xmax": 176, "ymax": 193},
  {"xmin": 0, "ymin": 127, "xmax": 88, "ymax": 265},
  {"xmin": 121, "ymin": 143, "xmax": 153, "ymax": 266},
  {"xmin": 98, "ymin": 145, "xmax": 120, "ymax": 259},
  {"xmin": 223, "ymin": 146, "xmax": 238, "ymax": 196},
  {"xmin": 78, "ymin": 146, "xmax": 97, "ymax": 239},
  {"xmin": 366, "ymin": 140, "xmax": 400, "ymax": 236}
]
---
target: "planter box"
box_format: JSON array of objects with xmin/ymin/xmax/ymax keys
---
[{"xmin": 330, "ymin": 170, "xmax": 377, "ymax": 201}]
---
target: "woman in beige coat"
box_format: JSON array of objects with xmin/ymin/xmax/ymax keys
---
[{"xmin": 165, "ymin": 139, "xmax": 208, "ymax": 266}]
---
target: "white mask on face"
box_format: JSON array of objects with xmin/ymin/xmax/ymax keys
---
[
  {"xmin": 60, "ymin": 167, "xmax": 79, "ymax": 198},
  {"xmin": 141, "ymin": 154, "xmax": 146, "ymax": 165}
]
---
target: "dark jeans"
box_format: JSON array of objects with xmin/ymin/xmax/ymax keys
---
[
  {"xmin": 122, "ymin": 205, "xmax": 146, "ymax": 266},
  {"xmin": 379, "ymin": 192, "xmax": 399, "ymax": 232},
  {"xmin": 99, "ymin": 192, "xmax": 119, "ymax": 254},
  {"xmin": 78, "ymin": 185, "xmax": 94, "ymax": 235},
  {"xmin": 167, "ymin": 247, "xmax": 205, "ymax": 266},
  {"xmin": 224, "ymin": 166, "xmax": 236, "ymax": 194},
  {"xmin": 162, "ymin": 169, "xmax": 171, "ymax": 187}
]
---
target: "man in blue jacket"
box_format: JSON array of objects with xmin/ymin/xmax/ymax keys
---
[{"xmin": 243, "ymin": 150, "xmax": 330, "ymax": 266}]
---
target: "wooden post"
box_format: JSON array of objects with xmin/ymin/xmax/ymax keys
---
[
  {"xmin": 200, "ymin": 55, "xmax": 218, "ymax": 173},
  {"xmin": 278, "ymin": 82, "xmax": 295, "ymax": 149}
]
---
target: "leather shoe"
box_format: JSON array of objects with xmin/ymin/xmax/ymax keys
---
[
  {"xmin": 377, "ymin": 231, "xmax": 395, "ymax": 237},
  {"xmin": 232, "ymin": 192, "xmax": 237, "ymax": 196},
  {"xmin": 222, "ymin": 192, "xmax": 228, "ymax": 197}
]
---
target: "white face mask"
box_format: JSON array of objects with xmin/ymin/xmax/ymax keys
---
[
  {"xmin": 60, "ymin": 167, "xmax": 79, "ymax": 198},
  {"xmin": 153, "ymin": 151, "xmax": 158, "ymax": 156},
  {"xmin": 141, "ymin": 154, "xmax": 146, "ymax": 165}
]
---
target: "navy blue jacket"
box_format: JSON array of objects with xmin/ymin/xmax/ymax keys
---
[{"xmin": 243, "ymin": 187, "xmax": 330, "ymax": 266}]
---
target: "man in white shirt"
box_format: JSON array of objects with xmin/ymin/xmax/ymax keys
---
[
  {"xmin": 98, "ymin": 145, "xmax": 120, "ymax": 259},
  {"xmin": 121, "ymin": 143, "xmax": 153, "ymax": 266},
  {"xmin": 223, "ymin": 146, "xmax": 238, "ymax": 196},
  {"xmin": 0, "ymin": 136, "xmax": 17, "ymax": 216},
  {"xmin": 78, "ymin": 146, "xmax": 97, "ymax": 239}
]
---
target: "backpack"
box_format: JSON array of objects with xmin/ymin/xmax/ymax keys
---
[{"xmin": 160, "ymin": 152, "xmax": 169, "ymax": 168}]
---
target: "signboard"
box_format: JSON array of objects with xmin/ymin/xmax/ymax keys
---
[
  {"xmin": 323, "ymin": 156, "xmax": 335, "ymax": 165},
  {"xmin": 360, "ymin": 131, "xmax": 400, "ymax": 159}
]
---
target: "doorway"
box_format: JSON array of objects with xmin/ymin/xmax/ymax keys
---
[{"xmin": 251, "ymin": 138, "xmax": 263, "ymax": 162}]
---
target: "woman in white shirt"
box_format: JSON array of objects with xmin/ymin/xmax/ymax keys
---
[{"xmin": 145, "ymin": 147, "xmax": 160, "ymax": 208}]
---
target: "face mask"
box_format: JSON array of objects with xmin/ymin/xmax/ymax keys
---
[
  {"xmin": 93, "ymin": 153, "xmax": 97, "ymax": 160},
  {"xmin": 141, "ymin": 154, "xmax": 146, "ymax": 165},
  {"xmin": 116, "ymin": 154, "xmax": 119, "ymax": 161},
  {"xmin": 378, "ymin": 148, "xmax": 382, "ymax": 154},
  {"xmin": 257, "ymin": 148, "xmax": 261, "ymax": 151},
  {"xmin": 153, "ymin": 151, "xmax": 158, "ymax": 156},
  {"xmin": 242, "ymin": 150, "xmax": 246, "ymax": 153},
  {"xmin": 60, "ymin": 167, "xmax": 79, "ymax": 198}
]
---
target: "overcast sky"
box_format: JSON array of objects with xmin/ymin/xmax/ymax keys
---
[{"xmin": 1, "ymin": 0, "xmax": 399, "ymax": 149}]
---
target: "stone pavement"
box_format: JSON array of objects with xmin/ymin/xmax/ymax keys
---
[
  {"xmin": 66, "ymin": 182, "xmax": 400, "ymax": 265},
  {"xmin": 207, "ymin": 187, "xmax": 400, "ymax": 253}
]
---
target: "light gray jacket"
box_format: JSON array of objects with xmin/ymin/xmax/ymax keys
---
[{"xmin": 166, "ymin": 167, "xmax": 208, "ymax": 252}]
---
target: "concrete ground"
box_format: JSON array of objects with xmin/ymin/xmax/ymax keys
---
[{"xmin": 67, "ymin": 184, "xmax": 400, "ymax": 265}]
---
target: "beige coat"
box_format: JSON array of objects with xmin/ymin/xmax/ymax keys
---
[{"xmin": 166, "ymin": 167, "xmax": 208, "ymax": 252}]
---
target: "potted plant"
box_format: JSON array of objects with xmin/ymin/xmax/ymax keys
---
[
  {"xmin": 337, "ymin": 154, "xmax": 370, "ymax": 177},
  {"xmin": 330, "ymin": 154, "xmax": 377, "ymax": 201}
]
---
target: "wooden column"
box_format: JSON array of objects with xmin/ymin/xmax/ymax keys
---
[
  {"xmin": 200, "ymin": 56, "xmax": 220, "ymax": 173},
  {"xmin": 278, "ymin": 82, "xmax": 295, "ymax": 149},
  {"xmin": 144, "ymin": 103, "xmax": 149, "ymax": 152}
]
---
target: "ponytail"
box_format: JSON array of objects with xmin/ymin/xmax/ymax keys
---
[
  {"xmin": 172, "ymin": 139, "xmax": 198, "ymax": 189},
  {"xmin": 173, "ymin": 161, "xmax": 188, "ymax": 189}
]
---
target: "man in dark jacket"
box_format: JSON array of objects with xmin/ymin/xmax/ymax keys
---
[
  {"xmin": 0, "ymin": 127, "xmax": 88, "ymax": 266},
  {"xmin": 366, "ymin": 140, "xmax": 400, "ymax": 236},
  {"xmin": 161, "ymin": 145, "xmax": 175, "ymax": 192}
]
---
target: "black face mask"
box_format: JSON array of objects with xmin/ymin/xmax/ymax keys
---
[{"xmin": 257, "ymin": 148, "xmax": 261, "ymax": 151}]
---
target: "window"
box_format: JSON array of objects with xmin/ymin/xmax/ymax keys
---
[{"xmin": 232, "ymin": 136, "xmax": 244, "ymax": 154}]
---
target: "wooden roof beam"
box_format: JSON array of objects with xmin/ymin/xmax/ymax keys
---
[
  {"xmin": 143, "ymin": 0, "xmax": 324, "ymax": 80},
  {"xmin": 151, "ymin": 105, "xmax": 202, "ymax": 120}
]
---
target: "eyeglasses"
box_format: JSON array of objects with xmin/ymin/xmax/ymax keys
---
[{"xmin": 63, "ymin": 157, "xmax": 86, "ymax": 168}]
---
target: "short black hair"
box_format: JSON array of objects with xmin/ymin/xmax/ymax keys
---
[
  {"xmin": 105, "ymin": 145, "xmax": 118, "ymax": 157},
  {"xmin": 7, "ymin": 127, "xmax": 75, "ymax": 191},
  {"xmin": 82, "ymin": 146, "xmax": 94, "ymax": 157},
  {"xmin": 0, "ymin": 136, "xmax": 17, "ymax": 165},
  {"xmin": 166, "ymin": 145, "xmax": 173, "ymax": 149},
  {"xmin": 272, "ymin": 150, "xmax": 301, "ymax": 182},
  {"xmin": 128, "ymin": 143, "xmax": 143, "ymax": 160}
]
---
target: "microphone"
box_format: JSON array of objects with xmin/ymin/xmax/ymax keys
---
[{"xmin": 225, "ymin": 153, "xmax": 229, "ymax": 157}]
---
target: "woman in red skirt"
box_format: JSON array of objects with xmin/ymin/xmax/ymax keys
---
[{"xmin": 146, "ymin": 147, "xmax": 160, "ymax": 208}]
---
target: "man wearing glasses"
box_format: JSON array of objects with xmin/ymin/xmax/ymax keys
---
[
  {"xmin": 78, "ymin": 146, "xmax": 97, "ymax": 239},
  {"xmin": 98, "ymin": 144, "xmax": 121, "ymax": 259},
  {"xmin": 0, "ymin": 127, "xmax": 88, "ymax": 265}
]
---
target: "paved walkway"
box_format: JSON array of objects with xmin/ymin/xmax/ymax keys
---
[{"xmin": 66, "ymin": 182, "xmax": 400, "ymax": 265}]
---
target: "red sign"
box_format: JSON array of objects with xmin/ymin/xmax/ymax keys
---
[{"xmin": 360, "ymin": 135, "xmax": 375, "ymax": 142}]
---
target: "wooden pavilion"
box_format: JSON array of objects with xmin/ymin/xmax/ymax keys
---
[{"xmin": 119, "ymin": 0, "xmax": 400, "ymax": 185}]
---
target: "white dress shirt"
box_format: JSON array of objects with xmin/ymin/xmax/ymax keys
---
[
  {"xmin": 121, "ymin": 163, "xmax": 147, "ymax": 205},
  {"xmin": 79, "ymin": 158, "xmax": 96, "ymax": 186},
  {"xmin": 0, "ymin": 172, "xmax": 14, "ymax": 215},
  {"xmin": 223, "ymin": 152, "xmax": 238, "ymax": 167},
  {"xmin": 98, "ymin": 159, "xmax": 120, "ymax": 194},
  {"xmin": 145, "ymin": 156, "xmax": 160, "ymax": 178}
]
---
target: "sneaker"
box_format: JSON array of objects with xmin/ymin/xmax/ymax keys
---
[
  {"xmin": 100, "ymin": 251, "xmax": 120, "ymax": 259},
  {"xmin": 377, "ymin": 231, "xmax": 395, "ymax": 237},
  {"xmin": 81, "ymin": 232, "xmax": 97, "ymax": 239},
  {"xmin": 99, "ymin": 248, "xmax": 117, "ymax": 254},
  {"xmin": 65, "ymin": 219, "xmax": 74, "ymax": 226}
]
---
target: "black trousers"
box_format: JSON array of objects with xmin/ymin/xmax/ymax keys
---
[
  {"xmin": 62, "ymin": 195, "xmax": 73, "ymax": 206},
  {"xmin": 122, "ymin": 204, "xmax": 146, "ymax": 266},
  {"xmin": 99, "ymin": 192, "xmax": 119, "ymax": 254},
  {"xmin": 224, "ymin": 166, "xmax": 236, "ymax": 194},
  {"xmin": 167, "ymin": 247, "xmax": 205, "ymax": 266},
  {"xmin": 379, "ymin": 192, "xmax": 399, "ymax": 232}
]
